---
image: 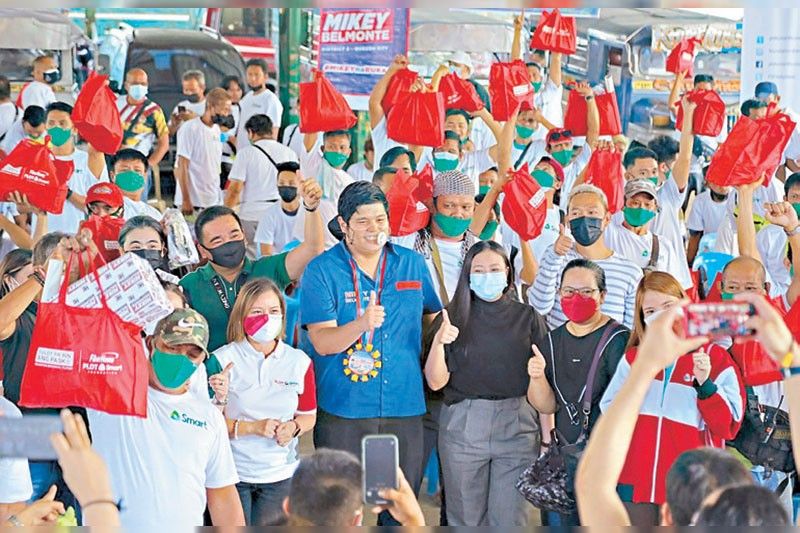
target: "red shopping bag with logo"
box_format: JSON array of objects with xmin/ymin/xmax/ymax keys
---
[
  {"xmin": 501, "ymin": 164, "xmax": 547, "ymax": 241},
  {"xmin": 387, "ymin": 168, "xmax": 431, "ymax": 236},
  {"xmin": 530, "ymin": 9, "xmax": 577, "ymax": 55},
  {"xmin": 386, "ymin": 91, "xmax": 445, "ymax": 147},
  {"xmin": 666, "ymin": 37, "xmax": 703, "ymax": 76},
  {"xmin": 382, "ymin": 68, "xmax": 421, "ymax": 113},
  {"xmin": 73, "ymin": 72, "xmax": 123, "ymax": 155},
  {"xmin": 489, "ymin": 60, "xmax": 534, "ymax": 122},
  {"xmin": 80, "ymin": 214, "xmax": 125, "ymax": 264},
  {"xmin": 438, "ymin": 73, "xmax": 484, "ymax": 112},
  {"xmin": 20, "ymin": 254, "xmax": 148, "ymax": 417},
  {"xmin": 299, "ymin": 70, "xmax": 357, "ymax": 133},
  {"xmin": 584, "ymin": 147, "xmax": 624, "ymax": 214},
  {"xmin": 676, "ymin": 89, "xmax": 726, "ymax": 137},
  {"xmin": 563, "ymin": 89, "xmax": 622, "ymax": 136},
  {"xmin": 0, "ymin": 139, "xmax": 73, "ymax": 214}
]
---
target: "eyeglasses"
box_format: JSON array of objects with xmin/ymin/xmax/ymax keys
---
[
  {"xmin": 549, "ymin": 130, "xmax": 572, "ymax": 142},
  {"xmin": 560, "ymin": 287, "xmax": 599, "ymax": 298}
]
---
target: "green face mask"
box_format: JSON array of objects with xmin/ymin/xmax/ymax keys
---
[
  {"xmin": 551, "ymin": 149, "xmax": 573, "ymax": 167},
  {"xmin": 47, "ymin": 126, "xmax": 72, "ymax": 147},
  {"xmin": 151, "ymin": 348, "xmax": 198, "ymax": 390},
  {"xmin": 479, "ymin": 185, "xmax": 491, "ymax": 195},
  {"xmin": 623, "ymin": 206, "xmax": 657, "ymax": 228},
  {"xmin": 115, "ymin": 170, "xmax": 145, "ymax": 192},
  {"xmin": 516, "ymin": 124, "xmax": 535, "ymax": 140},
  {"xmin": 793, "ymin": 203, "xmax": 800, "ymax": 219},
  {"xmin": 433, "ymin": 151, "xmax": 459, "ymax": 172},
  {"xmin": 532, "ymin": 81, "xmax": 543, "ymax": 92},
  {"xmin": 479, "ymin": 220, "xmax": 499, "ymax": 240},
  {"xmin": 720, "ymin": 291, "xmax": 735, "ymax": 301},
  {"xmin": 433, "ymin": 213, "xmax": 472, "ymax": 237},
  {"xmin": 647, "ymin": 176, "xmax": 660, "ymax": 187},
  {"xmin": 532, "ymin": 169, "xmax": 555, "ymax": 189},
  {"xmin": 323, "ymin": 151, "xmax": 349, "ymax": 168}
]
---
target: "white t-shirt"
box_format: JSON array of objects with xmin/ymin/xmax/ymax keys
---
[
  {"xmin": 221, "ymin": 103, "xmax": 240, "ymax": 166},
  {"xmin": 123, "ymin": 196, "xmax": 161, "ymax": 221},
  {"xmin": 213, "ymin": 340, "xmax": 316, "ymax": 483},
  {"xmin": 0, "ymin": 202, "xmax": 19, "ymax": 261},
  {"xmin": 392, "ymin": 235, "xmax": 464, "ymax": 301},
  {"xmin": 280, "ymin": 123, "xmax": 305, "ymax": 159},
  {"xmin": 418, "ymin": 148, "xmax": 495, "ymax": 193},
  {"xmin": 228, "ymin": 139, "xmax": 298, "ymax": 221},
  {"xmin": 18, "ymin": 81, "xmax": 55, "ymax": 111},
  {"xmin": 175, "ymin": 117, "xmax": 222, "ymax": 208},
  {"xmin": 44, "ymin": 149, "xmax": 108, "ymax": 235},
  {"xmin": 469, "ymin": 117, "xmax": 497, "ymax": 151},
  {"xmin": 686, "ymin": 189, "xmax": 728, "ymax": 234},
  {"xmin": 255, "ymin": 200, "xmax": 338, "ymax": 253},
  {"xmin": 650, "ymin": 177, "xmax": 688, "ymax": 254},
  {"xmin": 300, "ymin": 145, "xmax": 354, "ymax": 205},
  {"xmin": 714, "ymin": 180, "xmax": 784, "ymax": 256},
  {"xmin": 371, "ymin": 118, "xmax": 404, "ymax": 170},
  {"xmin": 236, "ymin": 89, "xmax": 283, "ymax": 150},
  {"xmin": 87, "ymin": 387, "xmax": 239, "ymax": 529},
  {"xmin": 500, "ymin": 206, "xmax": 561, "ymax": 284},
  {"xmin": 0, "ymin": 398, "xmax": 33, "ymax": 504},
  {"xmin": 0, "ymin": 119, "xmax": 25, "ymax": 154},
  {"xmin": 756, "ymin": 224, "xmax": 791, "ymax": 298},
  {"xmin": 347, "ymin": 160, "xmax": 373, "ymax": 182},
  {"xmin": 556, "ymin": 146, "xmax": 592, "ymax": 211},
  {"xmin": 170, "ymin": 98, "xmax": 206, "ymax": 119},
  {"xmin": 511, "ymin": 139, "xmax": 547, "ymax": 171},
  {"xmin": 0, "ymin": 102, "xmax": 18, "ymax": 141},
  {"xmin": 535, "ymin": 78, "xmax": 564, "ymax": 130}
]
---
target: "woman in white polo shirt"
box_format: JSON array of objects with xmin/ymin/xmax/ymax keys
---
[{"xmin": 214, "ymin": 278, "xmax": 317, "ymax": 526}]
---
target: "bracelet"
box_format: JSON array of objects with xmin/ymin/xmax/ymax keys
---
[
  {"xmin": 584, "ymin": 95, "xmax": 594, "ymax": 101},
  {"xmin": 213, "ymin": 395, "xmax": 228, "ymax": 406},
  {"xmin": 291, "ymin": 420, "xmax": 302, "ymax": 438},
  {"xmin": 303, "ymin": 202, "xmax": 318, "ymax": 212},
  {"xmin": 31, "ymin": 271, "xmax": 45, "ymax": 287},
  {"xmin": 780, "ymin": 340, "xmax": 796, "ymax": 368},
  {"xmin": 786, "ymin": 225, "xmax": 800, "ymax": 238},
  {"xmin": 66, "ymin": 189, "xmax": 73, "ymax": 200},
  {"xmin": 233, "ymin": 419, "xmax": 240, "ymax": 439},
  {"xmin": 82, "ymin": 499, "xmax": 120, "ymax": 511},
  {"xmin": 786, "ymin": 366, "xmax": 800, "ymax": 377}
]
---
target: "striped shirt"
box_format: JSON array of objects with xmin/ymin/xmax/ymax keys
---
[{"xmin": 528, "ymin": 246, "xmax": 643, "ymax": 329}]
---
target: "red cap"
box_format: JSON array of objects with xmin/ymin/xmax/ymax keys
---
[
  {"xmin": 86, "ymin": 182, "xmax": 124, "ymax": 209},
  {"xmin": 536, "ymin": 155, "xmax": 565, "ymax": 183},
  {"xmin": 546, "ymin": 128, "xmax": 573, "ymax": 146}
]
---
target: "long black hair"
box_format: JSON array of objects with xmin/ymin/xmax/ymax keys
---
[{"xmin": 0, "ymin": 248, "xmax": 32, "ymax": 297}]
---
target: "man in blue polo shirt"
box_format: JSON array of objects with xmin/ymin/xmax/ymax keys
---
[{"xmin": 300, "ymin": 181, "xmax": 442, "ymax": 524}]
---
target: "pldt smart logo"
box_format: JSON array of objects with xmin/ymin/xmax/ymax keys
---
[{"xmin": 170, "ymin": 410, "xmax": 207, "ymax": 429}]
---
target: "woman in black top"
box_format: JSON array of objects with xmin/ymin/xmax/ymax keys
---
[
  {"xmin": 527, "ymin": 258, "xmax": 629, "ymax": 526},
  {"xmin": 425, "ymin": 241, "xmax": 547, "ymax": 526}
]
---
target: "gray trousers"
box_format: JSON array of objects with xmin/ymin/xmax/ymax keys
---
[{"xmin": 439, "ymin": 396, "xmax": 539, "ymax": 526}]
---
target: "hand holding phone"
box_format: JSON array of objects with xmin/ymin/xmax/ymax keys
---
[
  {"xmin": 362, "ymin": 434, "xmax": 399, "ymax": 505},
  {"xmin": 684, "ymin": 302, "xmax": 756, "ymax": 339}
]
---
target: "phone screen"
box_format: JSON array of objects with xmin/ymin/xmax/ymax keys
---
[
  {"xmin": 362, "ymin": 435, "xmax": 398, "ymax": 505},
  {"xmin": 684, "ymin": 303, "xmax": 756, "ymax": 339},
  {"xmin": 177, "ymin": 105, "xmax": 187, "ymax": 114},
  {"xmin": 0, "ymin": 415, "xmax": 63, "ymax": 460}
]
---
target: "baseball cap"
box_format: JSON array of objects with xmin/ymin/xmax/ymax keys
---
[
  {"xmin": 86, "ymin": 182, "xmax": 124, "ymax": 209},
  {"xmin": 449, "ymin": 51, "xmax": 474, "ymax": 75},
  {"xmin": 154, "ymin": 308, "xmax": 210, "ymax": 359},
  {"xmin": 624, "ymin": 178, "xmax": 658, "ymax": 201},
  {"xmin": 694, "ymin": 74, "xmax": 714, "ymax": 85},
  {"xmin": 755, "ymin": 81, "xmax": 779, "ymax": 99},
  {"xmin": 536, "ymin": 155, "xmax": 565, "ymax": 183}
]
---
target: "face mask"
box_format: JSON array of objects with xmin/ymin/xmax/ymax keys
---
[
  {"xmin": 47, "ymin": 126, "xmax": 72, "ymax": 147},
  {"xmin": 205, "ymin": 239, "xmax": 246, "ymax": 268},
  {"xmin": 278, "ymin": 186, "xmax": 298, "ymax": 203},
  {"xmin": 532, "ymin": 81, "xmax": 543, "ymax": 92},
  {"xmin": 470, "ymin": 272, "xmax": 507, "ymax": 301},
  {"xmin": 248, "ymin": 84, "xmax": 264, "ymax": 92},
  {"xmin": 479, "ymin": 220, "xmax": 499, "ymax": 240},
  {"xmin": 151, "ymin": 348, "xmax": 198, "ymax": 389},
  {"xmin": 131, "ymin": 248, "xmax": 166, "ymax": 271},
  {"xmin": 323, "ymin": 151, "xmax": 349, "ymax": 168},
  {"xmin": 115, "ymin": 170, "xmax": 145, "ymax": 192},
  {"xmin": 561, "ymin": 293, "xmax": 599, "ymax": 323},
  {"xmin": 551, "ymin": 149, "xmax": 573, "ymax": 167},
  {"xmin": 433, "ymin": 213, "xmax": 472, "ymax": 237},
  {"xmin": 212, "ymin": 114, "xmax": 235, "ymax": 129},
  {"xmin": 244, "ymin": 313, "xmax": 283, "ymax": 344},
  {"xmin": 646, "ymin": 176, "xmax": 659, "ymax": 187},
  {"xmin": 710, "ymin": 190, "xmax": 729, "ymax": 203},
  {"xmin": 792, "ymin": 203, "xmax": 800, "ymax": 219},
  {"xmin": 479, "ymin": 185, "xmax": 491, "ymax": 195},
  {"xmin": 720, "ymin": 291, "xmax": 735, "ymax": 301},
  {"xmin": 43, "ymin": 68, "xmax": 61, "ymax": 85},
  {"xmin": 185, "ymin": 93, "xmax": 201, "ymax": 104},
  {"xmin": 128, "ymin": 84, "xmax": 148, "ymax": 100},
  {"xmin": 532, "ymin": 169, "xmax": 555, "ymax": 189},
  {"xmin": 569, "ymin": 216, "xmax": 604, "ymax": 246},
  {"xmin": 623, "ymin": 206, "xmax": 657, "ymax": 228},
  {"xmin": 643, "ymin": 308, "xmax": 666, "ymax": 326},
  {"xmin": 516, "ymin": 124, "xmax": 535, "ymax": 140},
  {"xmin": 433, "ymin": 151, "xmax": 459, "ymax": 172}
]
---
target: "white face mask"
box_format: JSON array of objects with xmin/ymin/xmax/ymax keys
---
[
  {"xmin": 643, "ymin": 308, "xmax": 666, "ymax": 326},
  {"xmin": 244, "ymin": 313, "xmax": 283, "ymax": 344}
]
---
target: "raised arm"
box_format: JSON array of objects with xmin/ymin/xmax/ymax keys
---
[
  {"xmin": 369, "ymin": 55, "xmax": 409, "ymax": 129},
  {"xmin": 549, "ymin": 52, "xmax": 563, "ymax": 88},
  {"xmin": 668, "ymin": 70, "xmax": 688, "ymax": 112},
  {"xmin": 424, "ymin": 311, "xmax": 459, "ymax": 391},
  {"xmin": 764, "ymin": 201, "xmax": 800, "ymax": 306},
  {"xmin": 735, "ymin": 177, "xmax": 765, "ymax": 263},
  {"xmin": 672, "ymin": 95, "xmax": 696, "ymax": 192},
  {"xmin": 575, "ymin": 82, "xmax": 600, "ymax": 147},
  {"xmin": 511, "ymin": 11, "xmax": 524, "ymax": 61},
  {"xmin": 285, "ymin": 179, "xmax": 325, "ymax": 281}
]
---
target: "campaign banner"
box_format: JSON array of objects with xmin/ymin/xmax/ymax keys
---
[{"xmin": 318, "ymin": 8, "xmax": 410, "ymax": 110}]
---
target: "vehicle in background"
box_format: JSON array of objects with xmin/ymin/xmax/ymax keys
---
[{"xmin": 205, "ymin": 7, "xmax": 279, "ymax": 75}]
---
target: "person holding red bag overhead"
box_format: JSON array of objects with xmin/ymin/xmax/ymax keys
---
[
  {"xmin": 755, "ymin": 81, "xmax": 800, "ymax": 176},
  {"xmin": 368, "ymin": 55, "xmax": 415, "ymax": 168},
  {"xmin": 301, "ymin": 128, "xmax": 354, "ymax": 206}
]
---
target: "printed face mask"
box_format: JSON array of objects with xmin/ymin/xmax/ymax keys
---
[
  {"xmin": 470, "ymin": 272, "xmax": 507, "ymax": 301},
  {"xmin": 205, "ymin": 239, "xmax": 246, "ymax": 268},
  {"xmin": 115, "ymin": 170, "xmax": 145, "ymax": 192},
  {"xmin": 151, "ymin": 348, "xmax": 198, "ymax": 389},
  {"xmin": 244, "ymin": 313, "xmax": 283, "ymax": 344},
  {"xmin": 433, "ymin": 213, "xmax": 472, "ymax": 237}
]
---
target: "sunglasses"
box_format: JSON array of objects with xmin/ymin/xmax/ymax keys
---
[{"xmin": 549, "ymin": 130, "xmax": 572, "ymax": 142}]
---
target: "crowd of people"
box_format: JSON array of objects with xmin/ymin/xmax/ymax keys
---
[{"xmin": 2, "ymin": 12, "xmax": 800, "ymax": 527}]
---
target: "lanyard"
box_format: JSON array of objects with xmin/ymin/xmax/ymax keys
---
[
  {"xmin": 429, "ymin": 238, "xmax": 451, "ymax": 307},
  {"xmin": 210, "ymin": 271, "xmax": 249, "ymax": 314},
  {"xmin": 349, "ymin": 250, "xmax": 389, "ymax": 346}
]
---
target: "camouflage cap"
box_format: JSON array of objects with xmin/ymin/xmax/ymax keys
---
[{"xmin": 154, "ymin": 308, "xmax": 210, "ymax": 358}]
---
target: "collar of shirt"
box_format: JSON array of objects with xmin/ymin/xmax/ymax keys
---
[{"xmin": 198, "ymin": 257, "xmax": 254, "ymax": 281}]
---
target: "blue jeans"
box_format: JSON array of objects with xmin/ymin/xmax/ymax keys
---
[
  {"xmin": 29, "ymin": 460, "xmax": 81, "ymax": 523},
  {"xmin": 236, "ymin": 478, "xmax": 292, "ymax": 526}
]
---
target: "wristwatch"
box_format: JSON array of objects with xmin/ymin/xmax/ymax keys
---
[
  {"xmin": 785, "ymin": 224, "xmax": 800, "ymax": 238},
  {"xmin": 584, "ymin": 95, "xmax": 594, "ymax": 101},
  {"xmin": 303, "ymin": 202, "xmax": 318, "ymax": 212},
  {"xmin": 213, "ymin": 396, "xmax": 228, "ymax": 406},
  {"xmin": 291, "ymin": 420, "xmax": 302, "ymax": 437}
]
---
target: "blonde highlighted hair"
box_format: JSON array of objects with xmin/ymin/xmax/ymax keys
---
[
  {"xmin": 626, "ymin": 271, "xmax": 687, "ymax": 350},
  {"xmin": 227, "ymin": 278, "xmax": 287, "ymax": 344}
]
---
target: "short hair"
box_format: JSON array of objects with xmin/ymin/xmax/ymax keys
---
[
  {"xmin": 445, "ymin": 108, "xmax": 471, "ymax": 124},
  {"xmin": 323, "ymin": 130, "xmax": 352, "ymax": 142},
  {"xmin": 364, "ymin": 137, "xmax": 374, "ymax": 152},
  {"xmin": 287, "ymin": 449, "xmax": 362, "ymax": 526},
  {"xmin": 118, "ymin": 215, "xmax": 167, "ymax": 249},
  {"xmin": 205, "ymin": 87, "xmax": 231, "ymax": 108},
  {"xmin": 561, "ymin": 258, "xmax": 607, "ymax": 293},
  {"xmin": 182, "ymin": 70, "xmax": 205, "ymax": 85},
  {"xmin": 338, "ymin": 181, "xmax": 388, "ymax": 224},
  {"xmin": 568, "ymin": 184, "xmax": 608, "ymax": 212},
  {"xmin": 526, "ymin": 61, "xmax": 543, "ymax": 72},
  {"xmin": 194, "ymin": 206, "xmax": 242, "ymax": 244},
  {"xmin": 220, "ymin": 75, "xmax": 241, "ymax": 91},
  {"xmin": 379, "ymin": 146, "xmax": 417, "ymax": 171},
  {"xmin": 741, "ymin": 98, "xmax": 768, "ymax": 117},
  {"xmin": 372, "ymin": 166, "xmax": 397, "ymax": 186},
  {"xmin": 276, "ymin": 161, "xmax": 300, "ymax": 174},
  {"xmin": 721, "ymin": 256, "xmax": 767, "ymax": 286},
  {"xmin": 46, "ymin": 101, "xmax": 73, "ymax": 117},
  {"xmin": 623, "ymin": 147, "xmax": 658, "ymax": 169},
  {"xmin": 785, "ymin": 172, "xmax": 800, "ymax": 197},
  {"xmin": 244, "ymin": 114, "xmax": 273, "ymax": 136},
  {"xmin": 532, "ymin": 49, "xmax": 547, "ymax": 57},
  {"xmin": 33, "ymin": 55, "xmax": 54, "ymax": 68},
  {"xmin": 245, "ymin": 58, "xmax": 269, "ymax": 74},
  {"xmin": 647, "ymin": 135, "xmax": 680, "ymax": 164},
  {"xmin": 0, "ymin": 76, "xmax": 10, "ymax": 100},
  {"xmin": 22, "ymin": 105, "xmax": 46, "ymax": 128},
  {"xmin": 694, "ymin": 485, "xmax": 789, "ymax": 526},
  {"xmin": 33, "ymin": 232, "xmax": 70, "ymax": 267},
  {"xmin": 443, "ymin": 130, "xmax": 461, "ymax": 145},
  {"xmin": 112, "ymin": 148, "xmax": 149, "ymax": 172}
]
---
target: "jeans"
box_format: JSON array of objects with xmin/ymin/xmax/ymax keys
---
[
  {"xmin": 29, "ymin": 460, "xmax": 81, "ymax": 523},
  {"xmin": 236, "ymin": 478, "xmax": 292, "ymax": 526},
  {"xmin": 751, "ymin": 466, "xmax": 793, "ymax": 520}
]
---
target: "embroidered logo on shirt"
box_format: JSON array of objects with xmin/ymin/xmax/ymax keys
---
[{"xmin": 169, "ymin": 410, "xmax": 208, "ymax": 429}]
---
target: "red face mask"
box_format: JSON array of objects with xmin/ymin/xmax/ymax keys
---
[{"xmin": 561, "ymin": 293, "xmax": 598, "ymax": 323}]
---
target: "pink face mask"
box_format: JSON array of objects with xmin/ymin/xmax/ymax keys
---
[{"xmin": 244, "ymin": 313, "xmax": 283, "ymax": 343}]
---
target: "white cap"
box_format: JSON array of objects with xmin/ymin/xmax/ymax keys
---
[{"xmin": 449, "ymin": 51, "xmax": 474, "ymax": 75}]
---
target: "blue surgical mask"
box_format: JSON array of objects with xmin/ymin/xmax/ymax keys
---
[
  {"xmin": 469, "ymin": 272, "xmax": 507, "ymax": 301},
  {"xmin": 128, "ymin": 84, "xmax": 148, "ymax": 101}
]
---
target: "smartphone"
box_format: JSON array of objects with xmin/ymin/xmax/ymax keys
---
[
  {"xmin": 0, "ymin": 415, "xmax": 63, "ymax": 460},
  {"xmin": 684, "ymin": 302, "xmax": 756, "ymax": 339},
  {"xmin": 177, "ymin": 105, "xmax": 187, "ymax": 114},
  {"xmin": 362, "ymin": 434, "xmax": 399, "ymax": 505}
]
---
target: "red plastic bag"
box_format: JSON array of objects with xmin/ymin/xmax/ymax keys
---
[
  {"xmin": 584, "ymin": 148, "xmax": 624, "ymax": 214},
  {"xmin": 412, "ymin": 163, "xmax": 434, "ymax": 207},
  {"xmin": 676, "ymin": 89, "xmax": 726, "ymax": 137},
  {"xmin": 73, "ymin": 72, "xmax": 123, "ymax": 155},
  {"xmin": 438, "ymin": 73, "xmax": 484, "ymax": 112},
  {"xmin": 706, "ymin": 113, "xmax": 796, "ymax": 188},
  {"xmin": 0, "ymin": 139, "xmax": 72, "ymax": 214},
  {"xmin": 501, "ymin": 164, "xmax": 548, "ymax": 241},
  {"xmin": 299, "ymin": 70, "xmax": 357, "ymax": 133},
  {"xmin": 730, "ymin": 340, "xmax": 782, "ymax": 387},
  {"xmin": 489, "ymin": 60, "xmax": 534, "ymax": 122},
  {"xmin": 80, "ymin": 215, "xmax": 125, "ymax": 264},
  {"xmin": 20, "ymin": 254, "xmax": 148, "ymax": 417},
  {"xmin": 386, "ymin": 91, "xmax": 445, "ymax": 147},
  {"xmin": 382, "ymin": 68, "xmax": 421, "ymax": 113},
  {"xmin": 563, "ymin": 89, "xmax": 622, "ymax": 136},
  {"xmin": 387, "ymin": 168, "xmax": 431, "ymax": 236},
  {"xmin": 530, "ymin": 9, "xmax": 577, "ymax": 55},
  {"xmin": 786, "ymin": 296, "xmax": 800, "ymax": 343},
  {"xmin": 666, "ymin": 37, "xmax": 703, "ymax": 76}
]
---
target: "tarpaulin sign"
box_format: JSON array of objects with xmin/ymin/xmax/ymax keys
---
[{"xmin": 318, "ymin": 8, "xmax": 410, "ymax": 110}]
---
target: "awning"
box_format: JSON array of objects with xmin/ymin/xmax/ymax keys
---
[
  {"xmin": 410, "ymin": 9, "xmax": 515, "ymax": 53},
  {"xmin": 0, "ymin": 8, "xmax": 87, "ymax": 50}
]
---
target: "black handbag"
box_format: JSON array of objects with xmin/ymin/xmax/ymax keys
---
[{"xmin": 516, "ymin": 321, "xmax": 624, "ymax": 514}]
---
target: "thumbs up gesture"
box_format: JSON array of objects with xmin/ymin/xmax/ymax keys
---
[
  {"xmin": 553, "ymin": 224, "xmax": 574, "ymax": 256},
  {"xmin": 528, "ymin": 344, "xmax": 547, "ymax": 380},
  {"xmin": 435, "ymin": 309, "xmax": 460, "ymax": 345},
  {"xmin": 208, "ymin": 362, "xmax": 234, "ymax": 403},
  {"xmin": 692, "ymin": 348, "xmax": 711, "ymax": 385},
  {"xmin": 359, "ymin": 290, "xmax": 386, "ymax": 332}
]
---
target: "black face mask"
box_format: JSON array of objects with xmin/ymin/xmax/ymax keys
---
[
  {"xmin": 278, "ymin": 186, "xmax": 298, "ymax": 203},
  {"xmin": 248, "ymin": 84, "xmax": 264, "ymax": 92},
  {"xmin": 185, "ymin": 93, "xmax": 201, "ymax": 104},
  {"xmin": 43, "ymin": 69, "xmax": 61, "ymax": 85},
  {"xmin": 131, "ymin": 249, "xmax": 167, "ymax": 272},
  {"xmin": 205, "ymin": 239, "xmax": 246, "ymax": 268},
  {"xmin": 710, "ymin": 189, "xmax": 729, "ymax": 203},
  {"xmin": 569, "ymin": 216, "xmax": 604, "ymax": 247},
  {"xmin": 212, "ymin": 114, "xmax": 235, "ymax": 129}
]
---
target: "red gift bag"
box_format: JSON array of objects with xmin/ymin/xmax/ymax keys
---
[
  {"xmin": 584, "ymin": 148, "xmax": 624, "ymax": 214},
  {"xmin": 786, "ymin": 296, "xmax": 800, "ymax": 342},
  {"xmin": 73, "ymin": 72, "xmax": 123, "ymax": 155},
  {"xmin": 0, "ymin": 139, "xmax": 72, "ymax": 214},
  {"xmin": 501, "ymin": 164, "xmax": 548, "ymax": 241},
  {"xmin": 412, "ymin": 163, "xmax": 434, "ymax": 207},
  {"xmin": 20, "ymin": 254, "xmax": 148, "ymax": 417},
  {"xmin": 676, "ymin": 89, "xmax": 726, "ymax": 137},
  {"xmin": 530, "ymin": 9, "xmax": 577, "ymax": 55},
  {"xmin": 730, "ymin": 340, "xmax": 783, "ymax": 387},
  {"xmin": 382, "ymin": 68, "xmax": 421, "ymax": 113},
  {"xmin": 706, "ymin": 113, "xmax": 796, "ymax": 188},
  {"xmin": 299, "ymin": 70, "xmax": 357, "ymax": 133},
  {"xmin": 489, "ymin": 60, "xmax": 534, "ymax": 122},
  {"xmin": 387, "ymin": 168, "xmax": 431, "ymax": 236},
  {"xmin": 80, "ymin": 214, "xmax": 125, "ymax": 264},
  {"xmin": 438, "ymin": 73, "xmax": 484, "ymax": 112},
  {"xmin": 666, "ymin": 37, "xmax": 703, "ymax": 76},
  {"xmin": 386, "ymin": 91, "xmax": 445, "ymax": 147},
  {"xmin": 563, "ymin": 89, "xmax": 622, "ymax": 136}
]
